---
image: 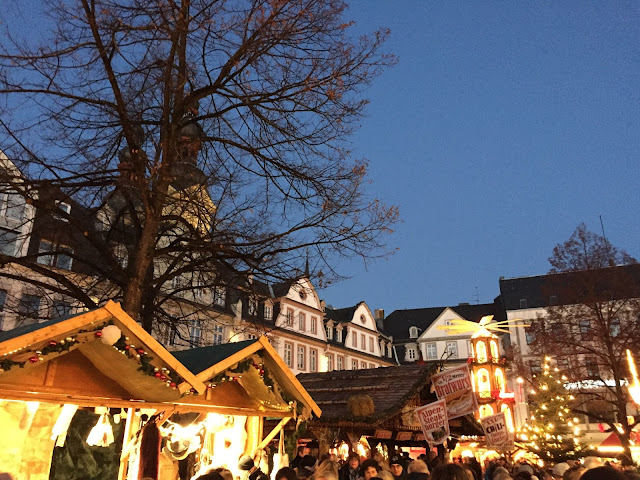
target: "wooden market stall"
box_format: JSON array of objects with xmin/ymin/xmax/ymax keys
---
[
  {"xmin": 0, "ymin": 302, "xmax": 321, "ymax": 480},
  {"xmin": 297, "ymin": 364, "xmax": 482, "ymax": 460},
  {"xmin": 0, "ymin": 300, "xmax": 205, "ymax": 480}
]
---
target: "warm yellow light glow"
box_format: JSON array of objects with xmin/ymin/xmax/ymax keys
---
[
  {"xmin": 517, "ymin": 377, "xmax": 524, "ymax": 384},
  {"xmin": 627, "ymin": 349, "xmax": 640, "ymax": 405}
]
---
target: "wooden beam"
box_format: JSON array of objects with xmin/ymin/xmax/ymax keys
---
[
  {"xmin": 102, "ymin": 301, "xmax": 206, "ymax": 394},
  {"xmin": 256, "ymin": 416, "xmax": 292, "ymax": 452},
  {"xmin": 117, "ymin": 408, "xmax": 135, "ymax": 480},
  {"xmin": 0, "ymin": 307, "xmax": 113, "ymax": 357}
]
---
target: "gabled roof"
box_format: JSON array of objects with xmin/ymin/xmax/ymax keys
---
[
  {"xmin": 383, "ymin": 303, "xmax": 499, "ymax": 341},
  {"xmin": 297, "ymin": 363, "xmax": 438, "ymax": 424},
  {"xmin": 174, "ymin": 336, "xmax": 321, "ymax": 418},
  {"xmin": 0, "ymin": 301, "xmax": 206, "ymax": 404}
]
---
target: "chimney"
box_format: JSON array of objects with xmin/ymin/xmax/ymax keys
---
[
  {"xmin": 458, "ymin": 302, "xmax": 469, "ymax": 306},
  {"xmin": 374, "ymin": 309, "xmax": 385, "ymax": 320}
]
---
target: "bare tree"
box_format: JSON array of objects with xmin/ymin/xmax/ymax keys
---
[
  {"xmin": 527, "ymin": 224, "xmax": 640, "ymax": 459},
  {"xmin": 0, "ymin": 0, "xmax": 398, "ymax": 332}
]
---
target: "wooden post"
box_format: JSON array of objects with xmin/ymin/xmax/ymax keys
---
[
  {"xmin": 256, "ymin": 416, "xmax": 292, "ymax": 452},
  {"xmin": 117, "ymin": 408, "xmax": 136, "ymax": 480}
]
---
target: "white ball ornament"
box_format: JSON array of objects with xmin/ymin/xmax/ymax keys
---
[{"xmin": 100, "ymin": 325, "xmax": 122, "ymax": 345}]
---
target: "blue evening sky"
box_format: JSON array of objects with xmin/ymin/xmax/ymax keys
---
[{"xmin": 319, "ymin": 1, "xmax": 640, "ymax": 313}]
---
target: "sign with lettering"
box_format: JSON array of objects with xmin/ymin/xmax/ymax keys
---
[
  {"xmin": 480, "ymin": 412, "xmax": 514, "ymax": 451},
  {"xmin": 375, "ymin": 430, "xmax": 393, "ymax": 439},
  {"xmin": 415, "ymin": 399, "xmax": 449, "ymax": 445},
  {"xmin": 396, "ymin": 431, "xmax": 413, "ymax": 441},
  {"xmin": 431, "ymin": 364, "xmax": 478, "ymax": 420}
]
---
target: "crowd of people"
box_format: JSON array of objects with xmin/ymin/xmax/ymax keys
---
[{"xmin": 191, "ymin": 446, "xmax": 640, "ymax": 480}]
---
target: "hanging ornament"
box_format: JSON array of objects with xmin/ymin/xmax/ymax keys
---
[
  {"xmin": 86, "ymin": 412, "xmax": 114, "ymax": 447},
  {"xmin": 100, "ymin": 325, "xmax": 122, "ymax": 345}
]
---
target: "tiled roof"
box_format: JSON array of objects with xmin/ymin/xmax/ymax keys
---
[
  {"xmin": 324, "ymin": 303, "xmax": 361, "ymax": 324},
  {"xmin": 0, "ymin": 311, "xmax": 86, "ymax": 342},
  {"xmin": 297, "ymin": 363, "xmax": 438, "ymax": 424}
]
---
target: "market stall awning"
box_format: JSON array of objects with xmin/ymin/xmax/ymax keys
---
[
  {"xmin": 173, "ymin": 336, "xmax": 321, "ymax": 418},
  {"xmin": 0, "ymin": 301, "xmax": 206, "ymax": 407}
]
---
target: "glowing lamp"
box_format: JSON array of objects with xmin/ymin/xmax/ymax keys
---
[{"xmin": 626, "ymin": 349, "xmax": 640, "ymax": 405}]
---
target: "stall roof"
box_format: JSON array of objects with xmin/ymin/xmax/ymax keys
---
[
  {"xmin": 0, "ymin": 301, "xmax": 206, "ymax": 406},
  {"xmin": 174, "ymin": 336, "xmax": 321, "ymax": 418},
  {"xmin": 298, "ymin": 363, "xmax": 438, "ymax": 424}
]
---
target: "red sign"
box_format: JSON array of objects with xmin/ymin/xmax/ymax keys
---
[
  {"xmin": 415, "ymin": 399, "xmax": 449, "ymax": 445},
  {"xmin": 431, "ymin": 365, "xmax": 478, "ymax": 420},
  {"xmin": 396, "ymin": 431, "xmax": 413, "ymax": 441},
  {"xmin": 375, "ymin": 430, "xmax": 393, "ymax": 439}
]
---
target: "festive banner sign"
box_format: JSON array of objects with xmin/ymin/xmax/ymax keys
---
[
  {"xmin": 431, "ymin": 364, "xmax": 478, "ymax": 420},
  {"xmin": 415, "ymin": 399, "xmax": 449, "ymax": 445},
  {"xmin": 480, "ymin": 412, "xmax": 513, "ymax": 451}
]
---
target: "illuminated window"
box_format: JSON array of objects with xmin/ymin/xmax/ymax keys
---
[
  {"xmin": 477, "ymin": 368, "xmax": 491, "ymax": 397},
  {"xmin": 476, "ymin": 341, "xmax": 488, "ymax": 363},
  {"xmin": 501, "ymin": 404, "xmax": 514, "ymax": 432},
  {"xmin": 490, "ymin": 340, "xmax": 499, "ymax": 359},
  {"xmin": 479, "ymin": 404, "xmax": 494, "ymax": 418}
]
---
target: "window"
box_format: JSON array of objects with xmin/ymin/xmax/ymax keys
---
[
  {"xmin": 310, "ymin": 316, "xmax": 317, "ymax": 334},
  {"xmin": 297, "ymin": 345, "xmax": 306, "ymax": 370},
  {"xmin": 479, "ymin": 404, "xmax": 494, "ymax": 419},
  {"xmin": 0, "ymin": 228, "xmax": 19, "ymax": 256},
  {"xmin": 550, "ymin": 322, "xmax": 563, "ymax": 336},
  {"xmin": 351, "ymin": 331, "xmax": 357, "ymax": 347},
  {"xmin": 2, "ymin": 193, "xmax": 25, "ymax": 221},
  {"xmin": 369, "ymin": 363, "xmax": 375, "ymax": 369},
  {"xmin": 213, "ymin": 286, "xmax": 226, "ymax": 307},
  {"xmin": 248, "ymin": 297, "xmax": 258, "ymax": 316},
  {"xmin": 18, "ymin": 294, "xmax": 41, "ymax": 320},
  {"xmin": 407, "ymin": 347, "xmax": 417, "ymax": 361},
  {"xmin": 336, "ymin": 328, "xmax": 343, "ymax": 342},
  {"xmin": 529, "ymin": 360, "xmax": 542, "ymax": 375},
  {"xmin": 476, "ymin": 341, "xmax": 487, "ymax": 362},
  {"xmin": 35, "ymin": 240, "xmax": 73, "ymax": 271},
  {"xmin": 286, "ymin": 309, "xmax": 293, "ymax": 327},
  {"xmin": 610, "ymin": 317, "xmax": 621, "ymax": 337},
  {"xmin": 337, "ymin": 356, "xmax": 344, "ymax": 370},
  {"xmin": 361, "ymin": 361, "xmax": 367, "ymax": 369},
  {"xmin": 112, "ymin": 244, "xmax": 128, "ymax": 268},
  {"xmin": 298, "ymin": 312, "xmax": 306, "ymax": 331},
  {"xmin": 54, "ymin": 201, "xmax": 71, "ymax": 221},
  {"xmin": 368, "ymin": 337, "xmax": 374, "ymax": 352},
  {"xmin": 425, "ymin": 343, "xmax": 437, "ymax": 360},
  {"xmin": 309, "ymin": 349, "xmax": 318, "ymax": 372},
  {"xmin": 409, "ymin": 326, "xmax": 419, "ymax": 338},
  {"xmin": 283, "ymin": 342, "xmax": 293, "ymax": 367},
  {"xmin": 489, "ymin": 340, "xmax": 499, "ymax": 359},
  {"xmin": 586, "ymin": 358, "xmax": 599, "ymax": 379},
  {"xmin": 519, "ymin": 299, "xmax": 528, "ymax": 309},
  {"xmin": 352, "ymin": 359, "xmax": 358, "ymax": 370},
  {"xmin": 446, "ymin": 341, "xmax": 458, "ymax": 358},
  {"xmin": 579, "ymin": 320, "xmax": 591, "ymax": 341},
  {"xmin": 212, "ymin": 324, "xmax": 224, "ymax": 345},
  {"xmin": 264, "ymin": 304, "xmax": 272, "ymax": 321},
  {"xmin": 557, "ymin": 357, "xmax": 570, "ymax": 371},
  {"xmin": 247, "ymin": 333, "xmax": 258, "ymax": 340},
  {"xmin": 326, "ymin": 325, "xmax": 333, "ymax": 340},
  {"xmin": 188, "ymin": 320, "xmax": 201, "ymax": 346},
  {"xmin": 326, "ymin": 353, "xmax": 334, "ymax": 371},
  {"xmin": 52, "ymin": 300, "xmax": 72, "ymax": 318},
  {"xmin": 525, "ymin": 329, "xmax": 536, "ymax": 345},
  {"xmin": 477, "ymin": 368, "xmax": 491, "ymax": 397},
  {"xmin": 360, "ymin": 334, "xmax": 365, "ymax": 350},
  {"xmin": 495, "ymin": 368, "xmax": 506, "ymax": 392}
]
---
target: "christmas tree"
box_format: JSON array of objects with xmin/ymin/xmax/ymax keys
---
[{"xmin": 517, "ymin": 357, "xmax": 585, "ymax": 462}]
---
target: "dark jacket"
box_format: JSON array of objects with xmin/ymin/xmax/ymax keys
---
[
  {"xmin": 248, "ymin": 468, "xmax": 270, "ymax": 480},
  {"xmin": 339, "ymin": 465, "xmax": 362, "ymax": 480},
  {"xmin": 405, "ymin": 472, "xmax": 429, "ymax": 480}
]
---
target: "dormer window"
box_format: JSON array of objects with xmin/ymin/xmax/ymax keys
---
[
  {"xmin": 336, "ymin": 328, "xmax": 343, "ymax": 342},
  {"xmin": 409, "ymin": 326, "xmax": 419, "ymax": 338},
  {"xmin": 326, "ymin": 325, "xmax": 333, "ymax": 340}
]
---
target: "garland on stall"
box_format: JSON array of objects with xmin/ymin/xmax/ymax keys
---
[{"xmin": 0, "ymin": 321, "xmax": 183, "ymax": 388}]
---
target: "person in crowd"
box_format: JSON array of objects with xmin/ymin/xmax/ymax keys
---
[
  {"xmin": 430, "ymin": 463, "xmax": 472, "ymax": 480},
  {"xmin": 389, "ymin": 455, "xmax": 406, "ymax": 480},
  {"xmin": 208, "ymin": 468, "xmax": 234, "ymax": 480},
  {"xmin": 492, "ymin": 467, "xmax": 510, "ymax": 480},
  {"xmin": 292, "ymin": 446, "xmax": 312, "ymax": 470},
  {"xmin": 551, "ymin": 463, "xmax": 570, "ymax": 480},
  {"xmin": 277, "ymin": 467, "xmax": 299, "ymax": 480},
  {"xmin": 579, "ymin": 466, "xmax": 627, "ymax": 480},
  {"xmin": 378, "ymin": 470, "xmax": 396, "ymax": 480},
  {"xmin": 298, "ymin": 455, "xmax": 319, "ymax": 479},
  {"xmin": 561, "ymin": 466, "xmax": 585, "ymax": 480},
  {"xmin": 464, "ymin": 456, "xmax": 482, "ymax": 480},
  {"xmin": 314, "ymin": 460, "xmax": 340, "ymax": 480},
  {"xmin": 195, "ymin": 473, "xmax": 225, "ymax": 480},
  {"xmin": 493, "ymin": 473, "xmax": 513, "ymax": 480},
  {"xmin": 239, "ymin": 455, "xmax": 270, "ymax": 480},
  {"xmin": 361, "ymin": 459, "xmax": 381, "ymax": 480},
  {"xmin": 406, "ymin": 460, "xmax": 430, "ymax": 480},
  {"xmin": 339, "ymin": 453, "xmax": 362, "ymax": 480}
]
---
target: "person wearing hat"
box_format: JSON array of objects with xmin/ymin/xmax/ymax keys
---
[
  {"xmin": 389, "ymin": 456, "xmax": 406, "ymax": 480},
  {"xmin": 238, "ymin": 455, "xmax": 270, "ymax": 480}
]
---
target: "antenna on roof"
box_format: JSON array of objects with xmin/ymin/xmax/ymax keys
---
[{"xmin": 474, "ymin": 285, "xmax": 479, "ymax": 305}]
